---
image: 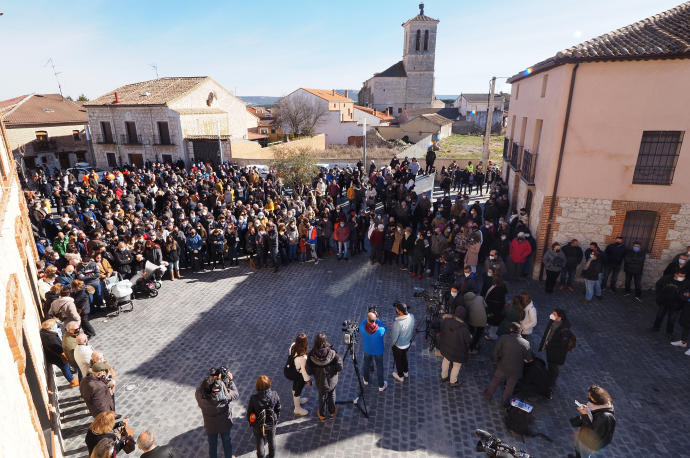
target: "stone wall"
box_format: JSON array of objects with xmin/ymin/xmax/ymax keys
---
[
  {"xmin": 230, "ymin": 134, "xmax": 326, "ymax": 160},
  {"xmin": 6, "ymin": 123, "xmax": 90, "ymax": 169}
]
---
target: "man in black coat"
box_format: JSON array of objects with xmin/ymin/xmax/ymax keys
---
[
  {"xmin": 569, "ymin": 385, "xmax": 616, "ymax": 458},
  {"xmin": 483, "ymin": 322, "xmax": 532, "ymax": 408},
  {"xmin": 653, "ymin": 271, "xmax": 688, "ymax": 337},
  {"xmin": 424, "ymin": 147, "xmax": 436, "ymax": 175},
  {"xmin": 195, "ymin": 369, "xmax": 240, "ymax": 458},
  {"xmin": 538, "ymin": 309, "xmax": 573, "ymax": 398},
  {"xmin": 663, "ymin": 253, "xmax": 689, "ymax": 276},
  {"xmin": 137, "ymin": 431, "xmax": 178, "ymax": 458},
  {"xmin": 444, "ymin": 285, "xmax": 467, "ymax": 319},
  {"xmin": 439, "ymin": 308, "xmax": 472, "ymax": 387},
  {"xmin": 603, "ymin": 236, "xmax": 626, "ymax": 291},
  {"xmin": 560, "ymin": 239, "xmax": 583, "ymax": 291},
  {"xmin": 623, "ymin": 241, "xmax": 646, "ymax": 300}
]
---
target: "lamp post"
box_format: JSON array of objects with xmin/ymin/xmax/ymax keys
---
[
  {"xmin": 362, "ymin": 118, "xmax": 367, "ymax": 168},
  {"xmin": 216, "ymin": 119, "xmax": 223, "ymax": 164}
]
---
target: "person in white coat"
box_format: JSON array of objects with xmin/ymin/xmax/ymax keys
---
[
  {"xmin": 289, "ymin": 333, "xmax": 311, "ymax": 416},
  {"xmin": 74, "ymin": 333, "xmax": 94, "ymax": 377},
  {"xmin": 518, "ymin": 292, "xmax": 538, "ymax": 345}
]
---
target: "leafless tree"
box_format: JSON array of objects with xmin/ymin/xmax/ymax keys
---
[{"xmin": 273, "ymin": 94, "xmax": 328, "ymax": 137}]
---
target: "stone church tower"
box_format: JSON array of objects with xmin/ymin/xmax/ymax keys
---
[
  {"xmin": 402, "ymin": 4, "xmax": 439, "ymax": 107},
  {"xmin": 358, "ymin": 3, "xmax": 441, "ymax": 115}
]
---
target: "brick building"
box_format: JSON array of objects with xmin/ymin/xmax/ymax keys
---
[
  {"xmin": 84, "ymin": 76, "xmax": 248, "ymax": 168},
  {"xmin": 0, "ymin": 94, "xmax": 90, "ymax": 172},
  {"xmin": 0, "ymin": 120, "xmax": 63, "ymax": 455},
  {"xmin": 503, "ymin": 3, "xmax": 690, "ymax": 288}
]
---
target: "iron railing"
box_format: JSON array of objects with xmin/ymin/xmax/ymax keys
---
[
  {"xmin": 510, "ymin": 143, "xmax": 519, "ymax": 169},
  {"xmin": 521, "ymin": 149, "xmax": 536, "ymax": 184}
]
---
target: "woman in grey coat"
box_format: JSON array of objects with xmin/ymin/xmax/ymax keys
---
[{"xmin": 543, "ymin": 242, "xmax": 567, "ymax": 293}]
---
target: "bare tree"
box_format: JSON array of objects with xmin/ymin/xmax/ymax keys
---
[
  {"xmin": 273, "ymin": 94, "xmax": 328, "ymax": 137},
  {"xmin": 271, "ymin": 147, "xmax": 319, "ymax": 196}
]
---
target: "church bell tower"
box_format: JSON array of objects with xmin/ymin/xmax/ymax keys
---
[{"xmin": 402, "ymin": 3, "xmax": 439, "ymax": 107}]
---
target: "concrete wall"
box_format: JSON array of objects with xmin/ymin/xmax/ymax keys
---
[
  {"xmin": 0, "ymin": 125, "xmax": 58, "ymax": 457},
  {"xmin": 364, "ymin": 77, "xmax": 407, "ymax": 114},
  {"xmin": 230, "ymin": 134, "xmax": 326, "ymax": 160}
]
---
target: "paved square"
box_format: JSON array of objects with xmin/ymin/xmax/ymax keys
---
[{"xmin": 57, "ymin": 255, "xmax": 690, "ymax": 457}]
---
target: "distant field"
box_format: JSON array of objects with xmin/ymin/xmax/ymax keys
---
[{"xmin": 436, "ymin": 134, "xmax": 504, "ymax": 160}]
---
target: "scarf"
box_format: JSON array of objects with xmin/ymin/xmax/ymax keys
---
[{"xmin": 365, "ymin": 321, "xmax": 379, "ymax": 334}]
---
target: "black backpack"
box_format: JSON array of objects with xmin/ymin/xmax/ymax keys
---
[
  {"xmin": 283, "ymin": 354, "xmax": 299, "ymax": 381},
  {"xmin": 505, "ymin": 403, "xmax": 533, "ymax": 435},
  {"xmin": 253, "ymin": 407, "xmax": 277, "ymax": 437}
]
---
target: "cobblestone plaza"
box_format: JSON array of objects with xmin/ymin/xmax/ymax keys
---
[{"xmin": 56, "ymin": 253, "xmax": 690, "ymax": 458}]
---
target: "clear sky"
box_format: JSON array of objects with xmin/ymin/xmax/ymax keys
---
[{"xmin": 0, "ymin": 0, "xmax": 682, "ymax": 100}]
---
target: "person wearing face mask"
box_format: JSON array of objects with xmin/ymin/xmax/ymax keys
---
[
  {"xmin": 40, "ymin": 318, "xmax": 80, "ymax": 388},
  {"xmin": 670, "ymin": 290, "xmax": 690, "ymax": 356},
  {"xmin": 603, "ymin": 236, "xmax": 627, "ymax": 292},
  {"xmin": 543, "ymin": 242, "xmax": 567, "ymax": 293},
  {"xmin": 483, "ymin": 249, "xmax": 507, "ymax": 278},
  {"xmin": 410, "ymin": 231, "xmax": 426, "ymax": 279},
  {"xmin": 581, "ymin": 251, "xmax": 603, "ymax": 303},
  {"xmin": 623, "ymin": 241, "xmax": 646, "ymax": 301},
  {"xmin": 560, "ymin": 239, "xmax": 583, "ymax": 292},
  {"xmin": 653, "ymin": 270, "xmax": 689, "ymax": 338},
  {"xmin": 509, "ymin": 232, "xmax": 532, "ymax": 279},
  {"xmin": 663, "ymin": 253, "xmax": 689, "ymax": 276},
  {"xmin": 457, "ymin": 265, "xmax": 479, "ymax": 295},
  {"xmin": 334, "ymin": 219, "xmax": 351, "ymax": 261},
  {"xmin": 112, "ymin": 242, "xmax": 135, "ymax": 279},
  {"xmin": 492, "ymin": 231, "xmax": 511, "ymax": 265},
  {"xmin": 538, "ymin": 309, "xmax": 573, "ymax": 398},
  {"xmin": 81, "ymin": 362, "xmax": 116, "ymax": 419},
  {"xmin": 444, "ymin": 286, "xmax": 467, "ymax": 318}
]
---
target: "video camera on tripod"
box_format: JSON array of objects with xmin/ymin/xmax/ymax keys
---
[
  {"xmin": 342, "ymin": 306, "xmax": 377, "ymax": 345},
  {"xmin": 413, "ymin": 282, "xmax": 450, "ymax": 352},
  {"xmin": 475, "ymin": 429, "xmax": 531, "ymax": 458}
]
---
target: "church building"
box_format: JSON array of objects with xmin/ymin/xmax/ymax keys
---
[{"xmin": 358, "ymin": 3, "xmax": 443, "ymax": 116}]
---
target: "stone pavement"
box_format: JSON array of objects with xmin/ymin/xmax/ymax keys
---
[{"xmin": 55, "ymin": 254, "xmax": 690, "ymax": 458}]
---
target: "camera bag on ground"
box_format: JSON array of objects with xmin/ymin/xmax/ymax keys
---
[
  {"xmin": 515, "ymin": 357, "xmax": 550, "ymax": 398},
  {"xmin": 283, "ymin": 354, "xmax": 299, "ymax": 381},
  {"xmin": 505, "ymin": 402, "xmax": 533, "ymax": 435}
]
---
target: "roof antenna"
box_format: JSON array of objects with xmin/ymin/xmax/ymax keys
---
[
  {"xmin": 44, "ymin": 57, "xmax": 64, "ymax": 99},
  {"xmin": 419, "ymin": 2, "xmax": 424, "ymax": 15},
  {"xmin": 150, "ymin": 64, "xmax": 159, "ymax": 79}
]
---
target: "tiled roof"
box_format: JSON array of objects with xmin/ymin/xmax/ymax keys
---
[
  {"xmin": 460, "ymin": 93, "xmax": 505, "ymax": 103},
  {"xmin": 374, "ymin": 61, "xmax": 407, "ymax": 78},
  {"xmin": 420, "ymin": 113, "xmax": 452, "ymax": 126},
  {"xmin": 1, "ymin": 94, "xmax": 88, "ymax": 126},
  {"xmin": 301, "ymin": 88, "xmax": 353, "ymax": 102},
  {"xmin": 406, "ymin": 107, "xmax": 460, "ymax": 121},
  {"xmin": 85, "ymin": 77, "xmax": 209, "ymax": 106},
  {"xmin": 354, "ymin": 105, "xmax": 395, "ymax": 121},
  {"xmin": 509, "ymin": 2, "xmax": 690, "ymax": 82},
  {"xmin": 173, "ymin": 108, "xmax": 225, "ymax": 115},
  {"xmin": 246, "ymin": 107, "xmax": 261, "ymax": 119},
  {"xmin": 402, "ymin": 14, "xmax": 439, "ymax": 27}
]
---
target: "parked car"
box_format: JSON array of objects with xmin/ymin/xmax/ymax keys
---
[
  {"xmin": 246, "ymin": 164, "xmax": 270, "ymax": 178},
  {"xmin": 66, "ymin": 167, "xmax": 108, "ymax": 182}
]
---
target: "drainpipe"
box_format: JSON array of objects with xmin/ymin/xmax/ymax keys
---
[{"xmin": 539, "ymin": 63, "xmax": 579, "ymax": 280}]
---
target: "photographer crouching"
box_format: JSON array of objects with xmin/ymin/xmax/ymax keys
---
[{"xmin": 195, "ymin": 367, "xmax": 239, "ymax": 458}]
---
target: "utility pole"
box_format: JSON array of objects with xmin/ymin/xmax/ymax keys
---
[
  {"xmin": 362, "ymin": 118, "xmax": 367, "ymax": 168},
  {"xmin": 482, "ymin": 76, "xmax": 496, "ymax": 164},
  {"xmin": 216, "ymin": 119, "xmax": 224, "ymax": 164},
  {"xmin": 44, "ymin": 58, "xmax": 64, "ymax": 99},
  {"xmin": 150, "ymin": 64, "xmax": 159, "ymax": 79}
]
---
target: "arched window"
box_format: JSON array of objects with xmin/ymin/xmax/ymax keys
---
[
  {"xmin": 424, "ymin": 30, "xmax": 429, "ymax": 51},
  {"xmin": 415, "ymin": 30, "xmax": 421, "ymax": 51}
]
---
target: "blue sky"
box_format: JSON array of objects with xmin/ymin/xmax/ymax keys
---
[{"xmin": 0, "ymin": 0, "xmax": 681, "ymax": 100}]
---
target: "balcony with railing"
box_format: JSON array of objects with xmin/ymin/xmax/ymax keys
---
[
  {"xmin": 96, "ymin": 134, "xmax": 116, "ymax": 145},
  {"xmin": 510, "ymin": 143, "xmax": 520, "ymax": 170},
  {"xmin": 120, "ymin": 134, "xmax": 145, "ymax": 145},
  {"xmin": 32, "ymin": 139, "xmax": 58, "ymax": 152},
  {"xmin": 153, "ymin": 134, "xmax": 175, "ymax": 146},
  {"xmin": 520, "ymin": 149, "xmax": 536, "ymax": 184}
]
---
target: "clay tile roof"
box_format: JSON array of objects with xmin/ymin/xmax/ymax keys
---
[
  {"xmin": 402, "ymin": 13, "xmax": 440, "ymax": 26},
  {"xmin": 0, "ymin": 94, "xmax": 88, "ymax": 126},
  {"xmin": 461, "ymin": 93, "xmax": 505, "ymax": 103},
  {"xmin": 421, "ymin": 113, "xmax": 452, "ymax": 126},
  {"xmin": 374, "ymin": 60, "xmax": 408, "ymax": 78},
  {"xmin": 354, "ymin": 105, "xmax": 395, "ymax": 121},
  {"xmin": 247, "ymin": 107, "xmax": 261, "ymax": 118},
  {"xmin": 85, "ymin": 77, "xmax": 209, "ymax": 106},
  {"xmin": 509, "ymin": 2, "xmax": 690, "ymax": 83},
  {"xmin": 302, "ymin": 88, "xmax": 353, "ymax": 102}
]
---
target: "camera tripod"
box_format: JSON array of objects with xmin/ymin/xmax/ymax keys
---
[{"xmin": 335, "ymin": 340, "xmax": 369, "ymax": 418}]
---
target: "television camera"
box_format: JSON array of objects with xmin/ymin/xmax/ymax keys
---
[{"xmin": 475, "ymin": 429, "xmax": 531, "ymax": 458}]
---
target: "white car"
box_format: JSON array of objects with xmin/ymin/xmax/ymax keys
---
[{"xmin": 66, "ymin": 167, "xmax": 108, "ymax": 182}]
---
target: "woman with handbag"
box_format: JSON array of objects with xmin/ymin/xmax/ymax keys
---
[{"xmin": 40, "ymin": 318, "xmax": 79, "ymax": 388}]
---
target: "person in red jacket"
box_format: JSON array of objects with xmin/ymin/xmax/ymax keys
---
[
  {"xmin": 509, "ymin": 232, "xmax": 533, "ymax": 279},
  {"xmin": 369, "ymin": 223, "xmax": 385, "ymax": 264},
  {"xmin": 335, "ymin": 221, "xmax": 351, "ymax": 260}
]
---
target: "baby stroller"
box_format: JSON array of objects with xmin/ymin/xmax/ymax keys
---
[
  {"xmin": 104, "ymin": 272, "xmax": 134, "ymax": 316},
  {"xmin": 130, "ymin": 261, "xmax": 165, "ymax": 299}
]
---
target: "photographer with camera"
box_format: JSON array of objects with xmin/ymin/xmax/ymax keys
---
[
  {"xmin": 439, "ymin": 306, "xmax": 472, "ymax": 387},
  {"xmin": 358, "ymin": 310, "xmax": 388, "ymax": 392},
  {"xmin": 85, "ymin": 411, "xmax": 134, "ymax": 456},
  {"xmin": 195, "ymin": 367, "xmax": 239, "ymax": 458},
  {"xmin": 390, "ymin": 302, "xmax": 415, "ymax": 382},
  {"xmin": 568, "ymin": 385, "xmax": 616, "ymax": 458},
  {"xmin": 306, "ymin": 333, "xmax": 344, "ymax": 421}
]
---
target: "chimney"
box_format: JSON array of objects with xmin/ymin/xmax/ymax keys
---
[
  {"xmin": 345, "ymin": 90, "xmax": 349, "ymax": 99},
  {"xmin": 386, "ymin": 108, "xmax": 389, "ymax": 116},
  {"xmin": 332, "ymin": 89, "xmax": 336, "ymax": 96},
  {"xmin": 113, "ymin": 91, "xmax": 120, "ymax": 104}
]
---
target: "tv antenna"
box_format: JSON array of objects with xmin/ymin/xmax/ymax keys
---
[
  {"xmin": 150, "ymin": 64, "xmax": 159, "ymax": 79},
  {"xmin": 44, "ymin": 57, "xmax": 64, "ymax": 98}
]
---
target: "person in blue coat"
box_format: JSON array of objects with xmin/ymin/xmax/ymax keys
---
[{"xmin": 358, "ymin": 311, "xmax": 387, "ymax": 391}]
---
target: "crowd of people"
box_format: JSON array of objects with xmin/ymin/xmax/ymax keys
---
[{"xmin": 27, "ymin": 152, "xmax": 688, "ymax": 458}]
